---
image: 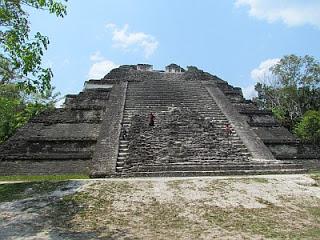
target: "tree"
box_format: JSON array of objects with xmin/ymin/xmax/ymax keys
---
[
  {"xmin": 0, "ymin": 0, "xmax": 67, "ymax": 93},
  {"xmin": 254, "ymin": 54, "xmax": 320, "ymax": 130},
  {"xmin": 0, "ymin": 84, "xmax": 23, "ymax": 141},
  {"xmin": 294, "ymin": 110, "xmax": 320, "ymax": 144},
  {"xmin": 0, "ymin": 0, "xmax": 66, "ymax": 142},
  {"xmin": 0, "ymin": 82, "xmax": 58, "ymax": 143}
]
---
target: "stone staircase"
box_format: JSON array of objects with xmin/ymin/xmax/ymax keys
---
[
  {"xmin": 115, "ymin": 73, "xmax": 305, "ymax": 177},
  {"xmin": 0, "ymin": 64, "xmax": 308, "ymax": 176}
]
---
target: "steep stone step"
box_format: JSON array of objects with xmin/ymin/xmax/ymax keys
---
[
  {"xmin": 118, "ymin": 152, "xmax": 129, "ymax": 157},
  {"xmin": 27, "ymin": 137, "xmax": 97, "ymax": 142},
  {"xmin": 133, "ymin": 163, "xmax": 303, "ymax": 172},
  {"xmin": 116, "ymin": 166, "xmax": 124, "ymax": 171},
  {"xmin": 122, "ymin": 168, "xmax": 307, "ymax": 177},
  {"xmin": 116, "ymin": 77, "xmax": 256, "ymax": 175},
  {"xmin": 116, "ymin": 161, "xmax": 125, "ymax": 166},
  {"xmin": 1, "ymin": 152, "xmax": 92, "ymax": 161},
  {"xmin": 117, "ymin": 156, "xmax": 127, "ymax": 161}
]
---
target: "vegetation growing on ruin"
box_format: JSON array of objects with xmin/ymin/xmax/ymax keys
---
[
  {"xmin": 0, "ymin": 83, "xmax": 58, "ymax": 142},
  {"xmin": 294, "ymin": 110, "xmax": 320, "ymax": 144},
  {"xmin": 254, "ymin": 54, "xmax": 320, "ymax": 143}
]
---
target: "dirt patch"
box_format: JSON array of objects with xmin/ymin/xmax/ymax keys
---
[{"xmin": 0, "ymin": 175, "xmax": 320, "ymax": 239}]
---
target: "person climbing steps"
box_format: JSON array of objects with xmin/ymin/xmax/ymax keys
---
[{"xmin": 149, "ymin": 112, "xmax": 155, "ymax": 126}]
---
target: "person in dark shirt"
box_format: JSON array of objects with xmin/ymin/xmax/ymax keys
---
[
  {"xmin": 149, "ymin": 112, "xmax": 155, "ymax": 126},
  {"xmin": 121, "ymin": 128, "xmax": 127, "ymax": 140},
  {"xmin": 224, "ymin": 123, "xmax": 232, "ymax": 137}
]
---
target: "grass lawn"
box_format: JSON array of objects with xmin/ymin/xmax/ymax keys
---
[
  {"xmin": 309, "ymin": 170, "xmax": 320, "ymax": 187},
  {"xmin": 0, "ymin": 174, "xmax": 319, "ymax": 239},
  {"xmin": 0, "ymin": 174, "xmax": 89, "ymax": 182}
]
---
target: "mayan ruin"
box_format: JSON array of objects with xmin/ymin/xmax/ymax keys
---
[
  {"xmin": 1, "ymin": 64, "xmax": 318, "ymax": 177},
  {"xmin": 2, "ymin": 1, "xmax": 320, "ymax": 238}
]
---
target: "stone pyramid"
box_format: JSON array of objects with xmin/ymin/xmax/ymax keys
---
[{"xmin": 1, "ymin": 64, "xmax": 314, "ymax": 177}]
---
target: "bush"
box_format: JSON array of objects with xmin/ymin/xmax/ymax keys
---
[
  {"xmin": 0, "ymin": 84, "xmax": 56, "ymax": 143},
  {"xmin": 294, "ymin": 110, "xmax": 320, "ymax": 144}
]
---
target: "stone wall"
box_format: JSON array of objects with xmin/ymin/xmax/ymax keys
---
[
  {"xmin": 90, "ymin": 81, "xmax": 128, "ymax": 177},
  {"xmin": 266, "ymin": 143, "xmax": 320, "ymax": 169},
  {"xmin": 0, "ymin": 84, "xmax": 111, "ymax": 176},
  {"xmin": 0, "ymin": 160, "xmax": 90, "ymax": 175},
  {"xmin": 30, "ymin": 109, "xmax": 104, "ymax": 124},
  {"xmin": 267, "ymin": 142, "xmax": 320, "ymax": 159}
]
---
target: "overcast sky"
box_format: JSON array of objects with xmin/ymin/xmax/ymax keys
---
[{"xmin": 28, "ymin": 0, "xmax": 320, "ymax": 101}]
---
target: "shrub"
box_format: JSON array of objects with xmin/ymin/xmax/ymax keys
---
[{"xmin": 294, "ymin": 110, "xmax": 320, "ymax": 144}]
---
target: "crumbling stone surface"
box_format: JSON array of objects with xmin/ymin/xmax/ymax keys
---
[
  {"xmin": 0, "ymin": 160, "xmax": 90, "ymax": 175},
  {"xmin": 214, "ymin": 78, "xmax": 319, "ymax": 161},
  {"xmin": 0, "ymin": 84, "xmax": 111, "ymax": 175},
  {"xmin": 90, "ymin": 81, "xmax": 128, "ymax": 177},
  {"xmin": 30, "ymin": 109, "xmax": 104, "ymax": 124},
  {"xmin": 65, "ymin": 89, "xmax": 110, "ymax": 110},
  {"xmin": 115, "ymin": 72, "xmax": 302, "ymax": 176},
  {"xmin": 103, "ymin": 66, "xmax": 161, "ymax": 82},
  {"xmin": 124, "ymin": 108, "xmax": 248, "ymax": 172},
  {"xmin": 0, "ymin": 64, "xmax": 315, "ymax": 176}
]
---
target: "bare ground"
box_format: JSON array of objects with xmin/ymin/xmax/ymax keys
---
[{"xmin": 0, "ymin": 174, "xmax": 320, "ymax": 240}]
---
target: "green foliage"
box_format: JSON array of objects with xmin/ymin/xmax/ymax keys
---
[
  {"xmin": 0, "ymin": 0, "xmax": 65, "ymax": 142},
  {"xmin": 0, "ymin": 0, "xmax": 67, "ymax": 93},
  {"xmin": 271, "ymin": 55, "xmax": 320, "ymax": 88},
  {"xmin": 0, "ymin": 84, "xmax": 23, "ymax": 141},
  {"xmin": 0, "ymin": 181, "xmax": 65, "ymax": 202},
  {"xmin": 254, "ymin": 54, "xmax": 320, "ymax": 131},
  {"xmin": 0, "ymin": 83, "xmax": 57, "ymax": 142},
  {"xmin": 294, "ymin": 110, "xmax": 320, "ymax": 144}
]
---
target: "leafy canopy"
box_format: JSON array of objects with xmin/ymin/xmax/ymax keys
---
[
  {"xmin": 0, "ymin": 83, "xmax": 58, "ymax": 142},
  {"xmin": 0, "ymin": 0, "xmax": 67, "ymax": 93},
  {"xmin": 0, "ymin": 0, "xmax": 66, "ymax": 142},
  {"xmin": 254, "ymin": 54, "xmax": 320, "ymax": 130},
  {"xmin": 294, "ymin": 110, "xmax": 320, "ymax": 144}
]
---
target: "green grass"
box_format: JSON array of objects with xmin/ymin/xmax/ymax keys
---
[
  {"xmin": 0, "ymin": 174, "xmax": 89, "ymax": 182},
  {"xmin": 140, "ymin": 201, "xmax": 188, "ymax": 230},
  {"xmin": 0, "ymin": 181, "xmax": 66, "ymax": 202},
  {"xmin": 203, "ymin": 204, "xmax": 320, "ymax": 239},
  {"xmin": 309, "ymin": 169, "xmax": 320, "ymax": 175},
  {"xmin": 56, "ymin": 183, "xmax": 195, "ymax": 239},
  {"xmin": 0, "ymin": 174, "xmax": 88, "ymax": 202},
  {"xmin": 309, "ymin": 170, "xmax": 320, "ymax": 179},
  {"xmin": 166, "ymin": 180, "xmax": 187, "ymax": 190},
  {"xmin": 35, "ymin": 178, "xmax": 320, "ymax": 239},
  {"xmin": 233, "ymin": 177, "xmax": 269, "ymax": 184},
  {"xmin": 309, "ymin": 170, "xmax": 320, "ymax": 186},
  {"xmin": 52, "ymin": 181, "xmax": 137, "ymax": 233},
  {"xmin": 250, "ymin": 178, "xmax": 269, "ymax": 184}
]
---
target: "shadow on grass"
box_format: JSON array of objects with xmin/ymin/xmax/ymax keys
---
[
  {"xmin": 0, "ymin": 174, "xmax": 89, "ymax": 182},
  {"xmin": 0, "ymin": 180, "xmax": 105, "ymax": 240}
]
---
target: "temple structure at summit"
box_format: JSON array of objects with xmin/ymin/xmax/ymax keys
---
[{"xmin": 1, "ymin": 64, "xmax": 318, "ymax": 177}]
